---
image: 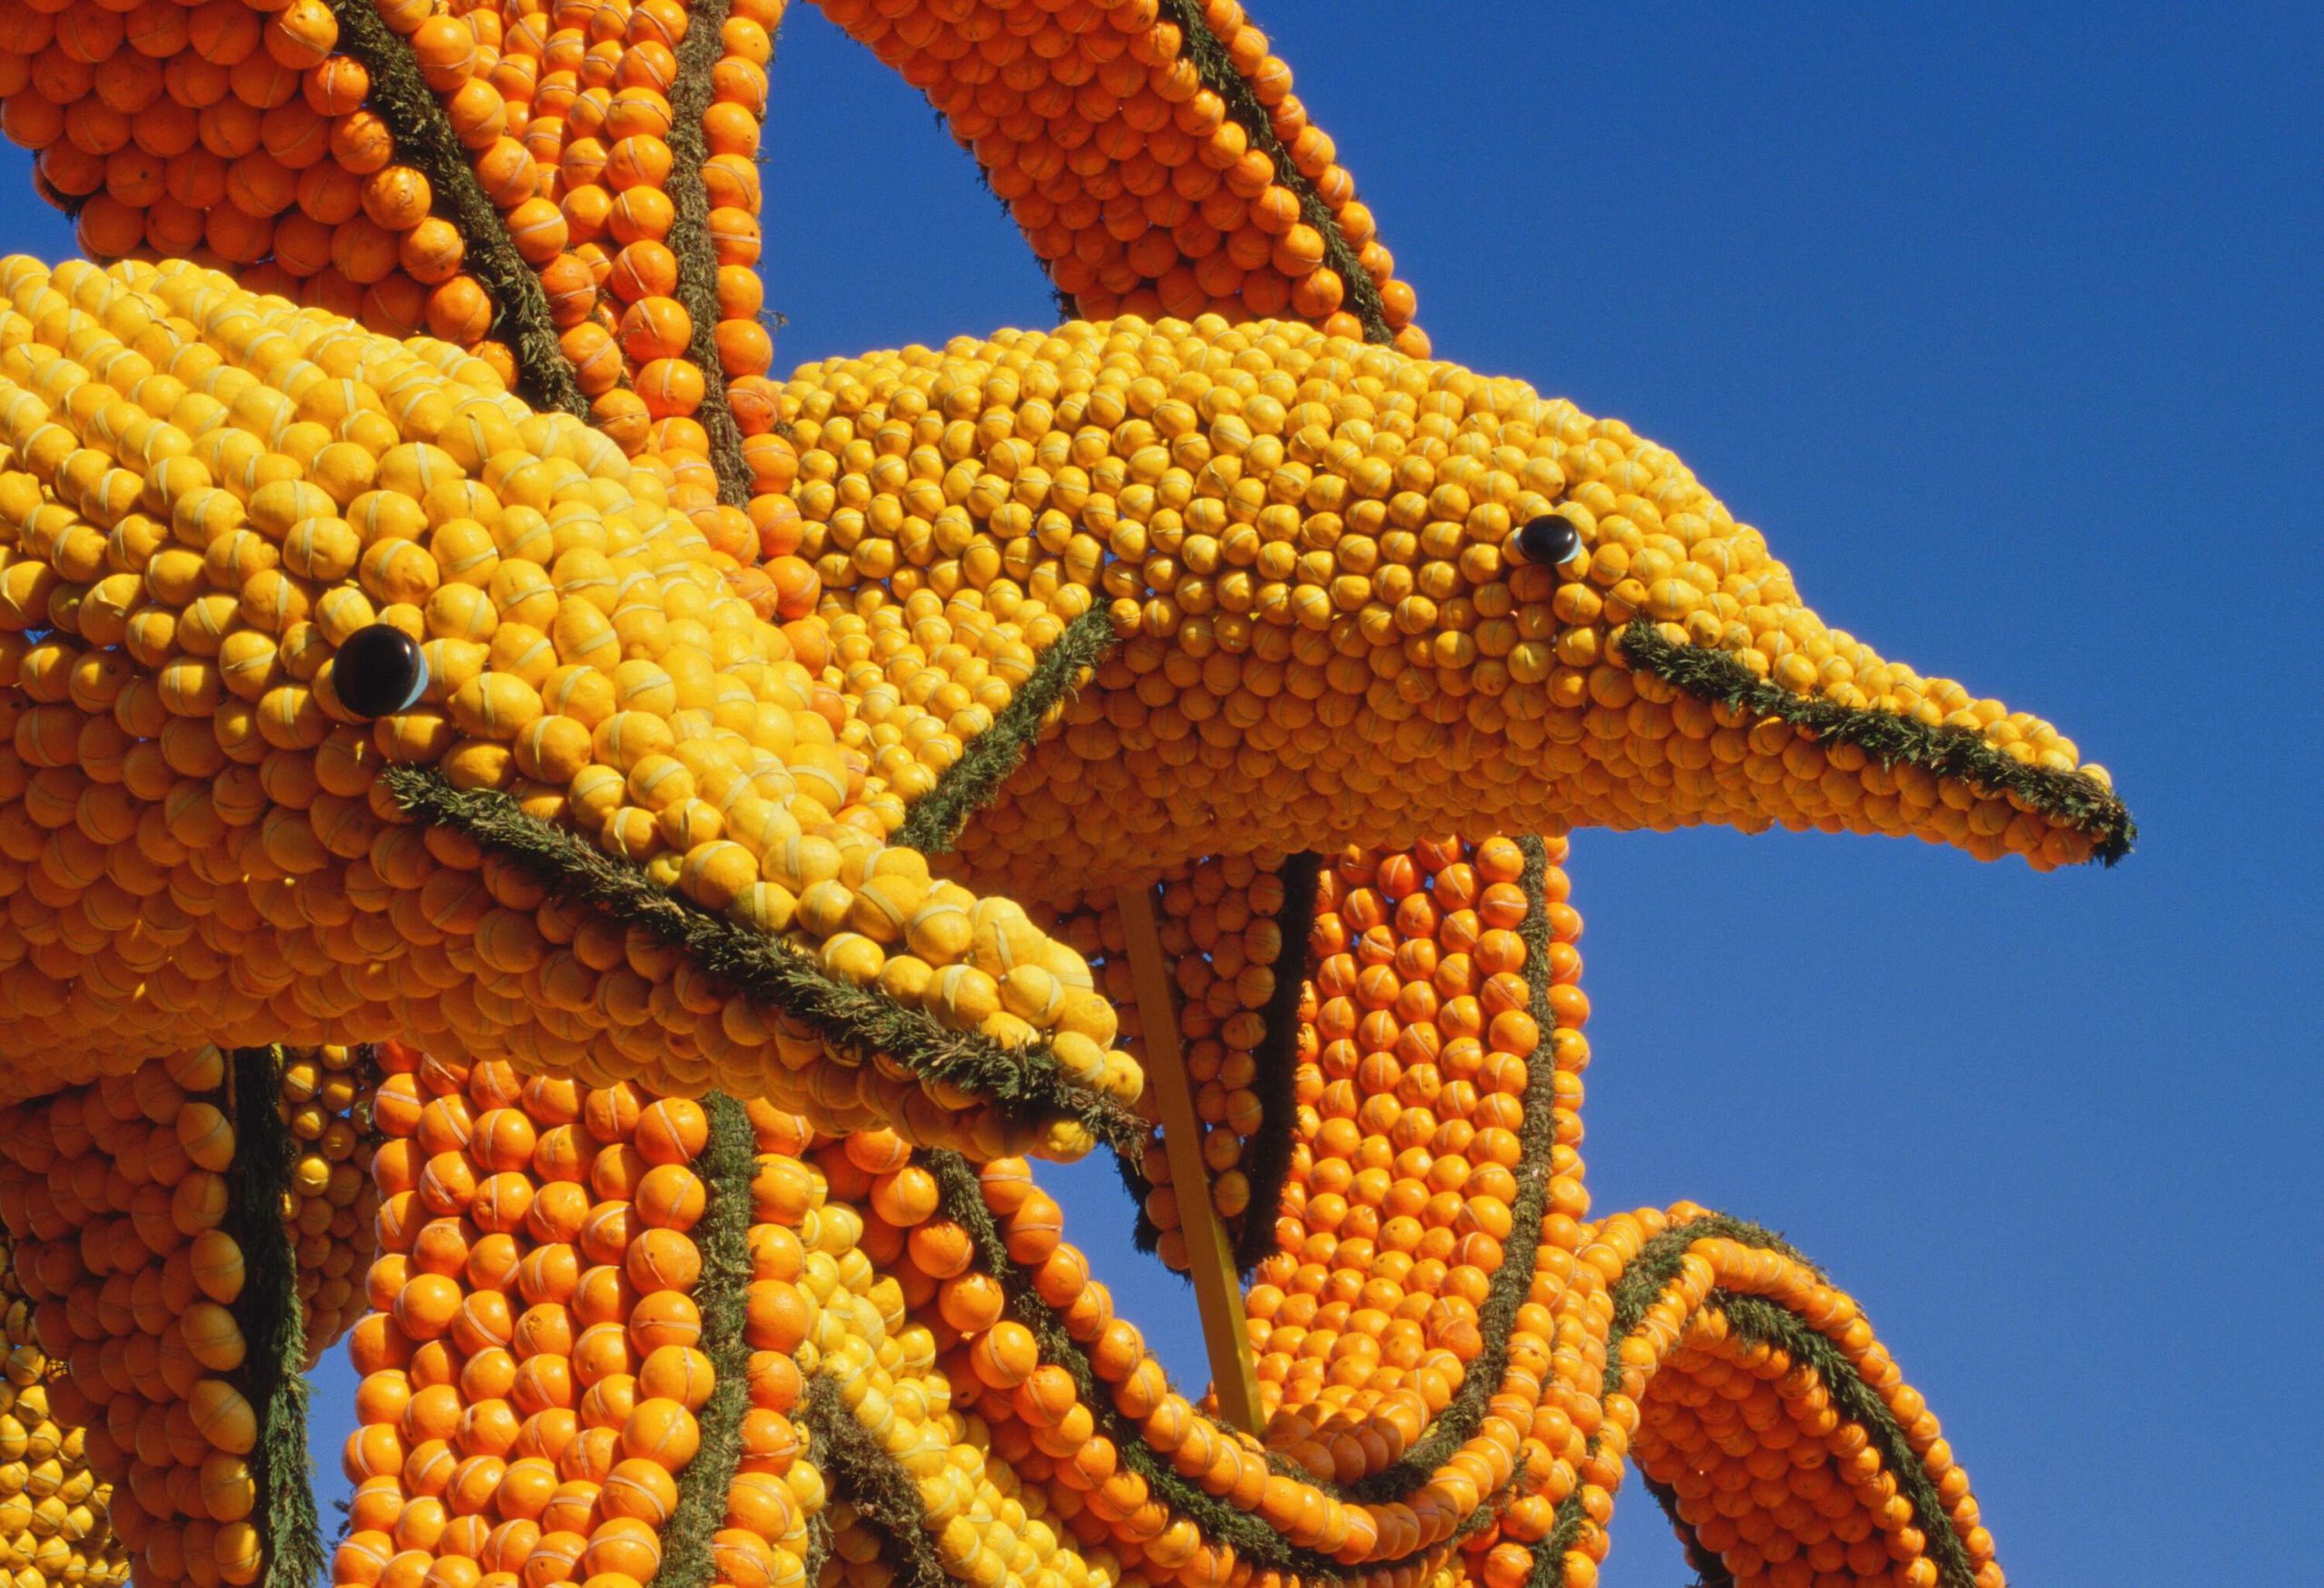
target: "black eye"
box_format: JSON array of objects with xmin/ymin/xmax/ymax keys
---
[
  {"xmin": 1516, "ymin": 514, "xmax": 1584, "ymax": 568},
  {"xmin": 335, "ymin": 624, "xmax": 429, "ymax": 718}
]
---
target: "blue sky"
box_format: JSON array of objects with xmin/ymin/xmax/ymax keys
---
[{"xmin": 5, "ymin": 1, "xmax": 2318, "ymax": 1581}]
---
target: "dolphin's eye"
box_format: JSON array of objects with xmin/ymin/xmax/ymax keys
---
[
  {"xmin": 1516, "ymin": 514, "xmax": 1585, "ymax": 570},
  {"xmin": 335, "ymin": 625, "xmax": 429, "ymax": 718}
]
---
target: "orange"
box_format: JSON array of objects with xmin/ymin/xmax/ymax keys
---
[
  {"xmin": 513, "ymin": 1302, "xmax": 577, "ymax": 1361},
  {"xmin": 969, "ymin": 1321, "xmax": 1038, "ymax": 1390},
  {"xmin": 606, "ymin": 186, "xmax": 673, "ymax": 243},
  {"xmin": 494, "ymin": 1458, "xmax": 557, "ymax": 1522},
  {"xmin": 517, "ymin": 1245, "xmax": 581, "ymax": 1307},
  {"xmin": 361, "ymin": 165, "xmax": 431, "ymax": 232},
  {"xmin": 632, "ymin": 1163, "xmax": 704, "ymax": 1229},
  {"xmin": 635, "ymin": 358, "xmax": 704, "ymax": 419},
  {"xmin": 936, "ymin": 1271, "xmax": 1004, "ymax": 1335},
  {"xmin": 635, "ymin": 1346, "xmax": 714, "ymax": 1411},
  {"xmin": 626, "ymin": 1291, "xmax": 701, "ymax": 1354},
  {"xmin": 597, "ymin": 1458, "xmax": 677, "ymax": 1525},
  {"xmin": 739, "ymin": 1280, "xmax": 807, "ymax": 1354},
  {"xmin": 537, "ymin": 251, "xmax": 597, "ymax": 328},
  {"xmin": 399, "ymin": 217, "xmax": 467, "ymax": 285},
  {"xmin": 425, "ymin": 277, "xmax": 494, "ymax": 347},
  {"xmin": 401, "ymin": 1381, "xmax": 463, "ymax": 1445},
  {"xmin": 723, "ymin": 1473, "xmax": 791, "ymax": 1537},
  {"xmin": 618, "ymin": 1398, "xmax": 698, "ymax": 1471},
  {"xmin": 506, "ymin": 197, "xmax": 569, "ymax": 264},
  {"xmin": 604, "ymin": 134, "xmax": 673, "ymax": 192},
  {"xmin": 632, "ymin": 1099, "xmax": 705, "ymax": 1165},
  {"xmin": 716, "ymin": 320, "xmax": 773, "ymax": 380}
]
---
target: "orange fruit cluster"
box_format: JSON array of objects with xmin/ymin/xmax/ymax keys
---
[
  {"xmin": 834, "ymin": 840, "xmax": 1589, "ymax": 1587},
  {"xmin": 0, "ymin": 1046, "xmax": 336, "ymax": 1588},
  {"xmin": 1545, "ymin": 1212, "xmax": 2006, "ymax": 1588},
  {"xmin": 850, "ymin": 1133, "xmax": 1262, "ymax": 1588},
  {"xmin": 369, "ymin": 0, "xmax": 597, "ymax": 382},
  {"xmin": 816, "ymin": 0, "xmax": 1425, "ymax": 351},
  {"xmin": 0, "ymin": 0, "xmax": 803, "ymax": 563},
  {"xmin": 478, "ymin": 0, "xmax": 789, "ymax": 538},
  {"xmin": 338, "ymin": 1041, "xmax": 766, "ymax": 1588},
  {"xmin": 0, "ymin": 0, "xmax": 520, "ymax": 376},
  {"xmin": 1251, "ymin": 834, "xmax": 1575, "ymax": 1416}
]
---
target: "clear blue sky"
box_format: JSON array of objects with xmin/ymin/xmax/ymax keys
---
[{"xmin": 5, "ymin": 2, "xmax": 2316, "ymax": 1581}]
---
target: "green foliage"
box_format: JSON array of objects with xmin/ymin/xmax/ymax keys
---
[
  {"xmin": 1720, "ymin": 1295, "xmax": 1978, "ymax": 1588},
  {"xmin": 798, "ymin": 1376, "xmax": 952, "ymax": 1588},
  {"xmin": 222, "ymin": 1050, "xmax": 324, "ymax": 1588},
  {"xmin": 921, "ymin": 1151, "xmax": 1351, "ymax": 1579},
  {"xmin": 1152, "ymin": 0, "xmax": 1393, "ymax": 345},
  {"xmin": 1339, "ymin": 835, "xmax": 1561, "ymax": 1503},
  {"xmin": 644, "ymin": 1094, "xmax": 754, "ymax": 1588},
  {"xmin": 1229, "ymin": 851, "xmax": 1322, "ymax": 1276},
  {"xmin": 662, "ymin": 0, "xmax": 754, "ymax": 507},
  {"xmin": 1525, "ymin": 1215, "xmax": 1973, "ymax": 1588}
]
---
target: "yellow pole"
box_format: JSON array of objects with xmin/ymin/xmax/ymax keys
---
[{"xmin": 1113, "ymin": 882, "xmax": 1265, "ymax": 1435}]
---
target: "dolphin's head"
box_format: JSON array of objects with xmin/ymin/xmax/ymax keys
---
[
  {"xmin": 0, "ymin": 258, "xmax": 1148, "ymax": 1160},
  {"xmin": 774, "ymin": 317, "xmax": 2130, "ymax": 900}
]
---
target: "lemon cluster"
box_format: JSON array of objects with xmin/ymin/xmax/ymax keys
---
[
  {"xmin": 277, "ymin": 1044, "xmax": 380, "ymax": 1360},
  {"xmin": 810, "ymin": 1133, "xmax": 1118, "ymax": 1588},
  {"xmin": 0, "ymin": 1238, "xmax": 131, "ymax": 1588}
]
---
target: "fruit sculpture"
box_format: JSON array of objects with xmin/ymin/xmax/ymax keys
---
[{"xmin": 0, "ymin": 5, "xmax": 2133, "ymax": 1588}]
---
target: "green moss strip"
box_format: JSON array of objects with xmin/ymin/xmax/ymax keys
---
[
  {"xmin": 222, "ymin": 1048, "xmax": 325, "ymax": 1588},
  {"xmin": 664, "ymin": 0, "xmax": 753, "ymax": 507},
  {"xmin": 891, "ymin": 606, "xmax": 1119, "ymax": 854},
  {"xmin": 798, "ymin": 1375, "xmax": 954, "ymax": 1588},
  {"xmin": 1718, "ymin": 1295, "xmax": 1978, "ymax": 1588},
  {"xmin": 323, "ymin": 0, "xmax": 592, "ymax": 420},
  {"xmin": 1153, "ymin": 0, "xmax": 1395, "ymax": 345},
  {"xmin": 923, "ymin": 1149, "xmax": 1348, "ymax": 1581},
  {"xmin": 380, "ymin": 766, "xmax": 1148, "ymax": 1160},
  {"xmin": 644, "ymin": 1093, "xmax": 753, "ymax": 1588},
  {"xmin": 1524, "ymin": 1216, "xmax": 1975, "ymax": 1588},
  {"xmin": 1618, "ymin": 620, "xmax": 2134, "ymax": 863},
  {"xmin": 1228, "ymin": 850, "xmax": 1321, "ymax": 1277},
  {"xmin": 797, "ymin": 1504, "xmax": 834, "ymax": 1588}
]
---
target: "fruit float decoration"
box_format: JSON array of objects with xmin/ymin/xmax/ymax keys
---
[{"xmin": 0, "ymin": 7, "xmax": 2131, "ymax": 1588}]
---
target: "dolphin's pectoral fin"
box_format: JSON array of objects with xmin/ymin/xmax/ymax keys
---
[{"xmin": 379, "ymin": 765, "xmax": 1147, "ymax": 1164}]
